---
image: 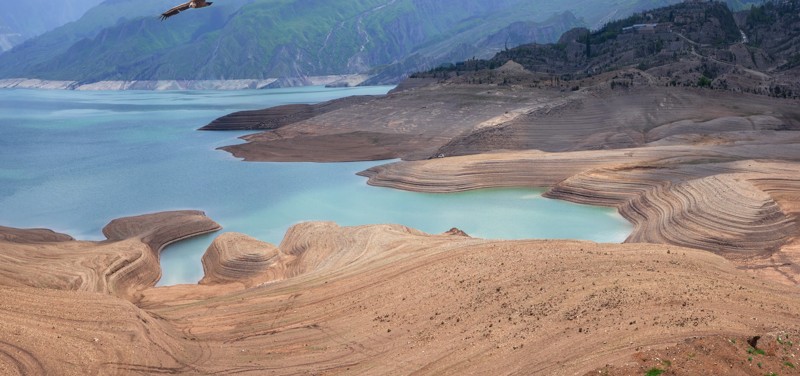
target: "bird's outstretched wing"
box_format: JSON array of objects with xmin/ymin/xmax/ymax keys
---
[{"xmin": 160, "ymin": 1, "xmax": 192, "ymax": 21}]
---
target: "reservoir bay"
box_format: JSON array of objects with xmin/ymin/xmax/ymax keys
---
[{"xmin": 0, "ymin": 87, "xmax": 631, "ymax": 286}]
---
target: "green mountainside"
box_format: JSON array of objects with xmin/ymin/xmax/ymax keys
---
[{"xmin": 0, "ymin": 0, "xmax": 767, "ymax": 84}]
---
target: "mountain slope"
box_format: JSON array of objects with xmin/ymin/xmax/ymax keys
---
[
  {"xmin": 0, "ymin": 0, "xmax": 662, "ymax": 83},
  {"xmin": 0, "ymin": 0, "xmax": 254, "ymax": 81},
  {"xmin": 0, "ymin": 0, "xmax": 105, "ymax": 53},
  {"xmin": 420, "ymin": 1, "xmax": 800, "ymax": 98},
  {"xmin": 0, "ymin": 0, "xmax": 768, "ymax": 84}
]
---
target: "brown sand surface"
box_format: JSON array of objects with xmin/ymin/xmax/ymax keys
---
[
  {"xmin": 199, "ymin": 232, "xmax": 284, "ymax": 287},
  {"xmin": 588, "ymin": 332, "xmax": 800, "ymax": 375},
  {"xmin": 4, "ymin": 79, "xmax": 800, "ymax": 374},
  {"xmin": 0, "ymin": 211, "xmax": 220, "ymax": 301},
  {"xmin": 0, "ymin": 226, "xmax": 74, "ymax": 243},
  {"xmin": 3, "ymin": 221, "xmax": 800, "ymax": 375}
]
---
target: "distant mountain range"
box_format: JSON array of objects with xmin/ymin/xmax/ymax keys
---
[
  {"xmin": 0, "ymin": 0, "xmax": 104, "ymax": 52},
  {"xmin": 0, "ymin": 0, "xmax": 766, "ymax": 86}
]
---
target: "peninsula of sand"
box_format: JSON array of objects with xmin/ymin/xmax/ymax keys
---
[{"xmin": 3, "ymin": 70, "xmax": 800, "ymax": 375}]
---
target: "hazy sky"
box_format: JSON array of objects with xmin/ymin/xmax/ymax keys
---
[{"xmin": 0, "ymin": 0, "xmax": 105, "ymax": 37}]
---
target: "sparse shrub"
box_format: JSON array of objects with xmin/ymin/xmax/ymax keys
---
[{"xmin": 747, "ymin": 346, "xmax": 766, "ymax": 355}]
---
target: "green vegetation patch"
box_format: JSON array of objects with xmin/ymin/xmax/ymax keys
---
[
  {"xmin": 748, "ymin": 346, "xmax": 766, "ymax": 355},
  {"xmin": 645, "ymin": 368, "xmax": 665, "ymax": 376}
]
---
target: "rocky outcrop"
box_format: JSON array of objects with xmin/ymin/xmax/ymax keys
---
[{"xmin": 444, "ymin": 227, "xmax": 470, "ymax": 237}]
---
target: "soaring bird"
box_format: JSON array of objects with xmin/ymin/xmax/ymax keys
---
[{"xmin": 160, "ymin": 0, "xmax": 213, "ymax": 21}]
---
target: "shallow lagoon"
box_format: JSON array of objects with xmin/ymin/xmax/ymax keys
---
[{"xmin": 0, "ymin": 87, "xmax": 631, "ymax": 286}]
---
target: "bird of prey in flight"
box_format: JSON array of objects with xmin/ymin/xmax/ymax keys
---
[{"xmin": 160, "ymin": 0, "xmax": 213, "ymax": 21}]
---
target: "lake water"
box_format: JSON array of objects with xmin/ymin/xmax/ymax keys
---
[{"xmin": 0, "ymin": 87, "xmax": 632, "ymax": 286}]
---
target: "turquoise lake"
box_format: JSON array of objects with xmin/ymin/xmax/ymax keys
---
[{"xmin": 0, "ymin": 87, "xmax": 632, "ymax": 286}]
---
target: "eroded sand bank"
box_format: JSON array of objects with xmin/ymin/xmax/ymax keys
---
[{"xmin": 2, "ymin": 217, "xmax": 800, "ymax": 375}]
